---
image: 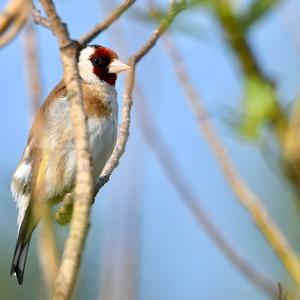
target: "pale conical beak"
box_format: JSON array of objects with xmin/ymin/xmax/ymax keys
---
[{"xmin": 108, "ymin": 59, "xmax": 130, "ymax": 74}]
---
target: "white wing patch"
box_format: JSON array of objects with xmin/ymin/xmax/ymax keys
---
[
  {"xmin": 15, "ymin": 195, "xmax": 30, "ymax": 231},
  {"xmin": 11, "ymin": 161, "xmax": 32, "ymax": 230},
  {"xmin": 13, "ymin": 163, "xmax": 31, "ymax": 184}
]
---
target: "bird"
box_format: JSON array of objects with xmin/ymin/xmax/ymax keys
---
[{"xmin": 10, "ymin": 44, "xmax": 130, "ymax": 284}]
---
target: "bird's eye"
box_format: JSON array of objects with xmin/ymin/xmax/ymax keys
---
[
  {"xmin": 91, "ymin": 57, "xmax": 109, "ymax": 67},
  {"xmin": 91, "ymin": 57, "xmax": 101, "ymax": 66}
]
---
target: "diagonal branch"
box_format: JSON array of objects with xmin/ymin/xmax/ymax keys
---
[
  {"xmin": 97, "ymin": 3, "xmax": 278, "ymax": 297},
  {"xmin": 163, "ymin": 35, "xmax": 300, "ymax": 287},
  {"xmin": 30, "ymin": 2, "xmax": 51, "ymax": 29},
  {"xmin": 78, "ymin": 0, "xmax": 136, "ymax": 46},
  {"xmin": 95, "ymin": 0, "xmax": 186, "ymax": 192},
  {"xmin": 135, "ymin": 86, "xmax": 277, "ymax": 299},
  {"xmin": 23, "ymin": 21, "xmax": 42, "ymax": 117},
  {"xmin": 35, "ymin": 0, "xmax": 184, "ymax": 299},
  {"xmin": 39, "ymin": 1, "xmax": 93, "ymax": 299},
  {"xmin": 31, "ymin": 0, "xmax": 136, "ymax": 46},
  {"xmin": 0, "ymin": 0, "xmax": 30, "ymax": 47},
  {"xmin": 23, "ymin": 21, "xmax": 59, "ymax": 293}
]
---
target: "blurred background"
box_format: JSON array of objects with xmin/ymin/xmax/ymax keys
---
[{"xmin": 1, "ymin": 0, "xmax": 300, "ymax": 299}]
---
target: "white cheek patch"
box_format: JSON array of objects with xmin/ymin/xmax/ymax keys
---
[{"xmin": 78, "ymin": 46, "xmax": 101, "ymax": 84}]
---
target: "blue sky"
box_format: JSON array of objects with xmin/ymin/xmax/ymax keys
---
[{"xmin": 1, "ymin": 0, "xmax": 300, "ymax": 299}]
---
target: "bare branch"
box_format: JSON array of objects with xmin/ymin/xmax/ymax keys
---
[
  {"xmin": 39, "ymin": 0, "xmax": 93, "ymax": 299},
  {"xmin": 135, "ymin": 87, "xmax": 277, "ymax": 299},
  {"xmin": 98, "ymin": 2, "xmax": 277, "ymax": 297},
  {"xmin": 31, "ymin": 0, "xmax": 135, "ymax": 41},
  {"xmin": 133, "ymin": 0, "xmax": 185, "ymax": 63},
  {"xmin": 30, "ymin": 2, "xmax": 51, "ymax": 30},
  {"xmin": 23, "ymin": 21, "xmax": 42, "ymax": 117},
  {"xmin": 38, "ymin": 214, "xmax": 59, "ymax": 294},
  {"xmin": 163, "ymin": 35, "xmax": 300, "ymax": 287},
  {"xmin": 34, "ymin": 0, "xmax": 183, "ymax": 298},
  {"xmin": 78, "ymin": 0, "xmax": 136, "ymax": 46},
  {"xmin": 23, "ymin": 22, "xmax": 59, "ymax": 294},
  {"xmin": 96, "ymin": 0, "xmax": 185, "ymax": 192},
  {"xmin": 0, "ymin": 0, "xmax": 30, "ymax": 47}
]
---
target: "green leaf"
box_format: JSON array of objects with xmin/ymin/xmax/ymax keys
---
[
  {"xmin": 222, "ymin": 76, "xmax": 279, "ymax": 139},
  {"xmin": 240, "ymin": 76, "xmax": 278, "ymax": 138}
]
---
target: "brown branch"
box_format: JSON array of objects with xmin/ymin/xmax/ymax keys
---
[
  {"xmin": 31, "ymin": 0, "xmax": 135, "ymax": 45},
  {"xmin": 30, "ymin": 2, "xmax": 51, "ymax": 30},
  {"xmin": 96, "ymin": 0, "xmax": 186, "ymax": 192},
  {"xmin": 23, "ymin": 21, "xmax": 42, "ymax": 117},
  {"xmin": 135, "ymin": 86, "xmax": 277, "ymax": 299},
  {"xmin": 78, "ymin": 0, "xmax": 136, "ymax": 46},
  {"xmin": 134, "ymin": 0, "xmax": 185, "ymax": 63},
  {"xmin": 163, "ymin": 35, "xmax": 300, "ymax": 287},
  {"xmin": 40, "ymin": 0, "xmax": 137, "ymax": 225},
  {"xmin": 98, "ymin": 5, "xmax": 277, "ymax": 296},
  {"xmin": 38, "ymin": 1, "xmax": 94, "ymax": 299},
  {"xmin": 34, "ymin": 0, "xmax": 182, "ymax": 298},
  {"xmin": 0, "ymin": 0, "xmax": 30, "ymax": 47},
  {"xmin": 102, "ymin": 2, "xmax": 277, "ymax": 297},
  {"xmin": 38, "ymin": 214, "xmax": 59, "ymax": 294},
  {"xmin": 23, "ymin": 20, "xmax": 59, "ymax": 294}
]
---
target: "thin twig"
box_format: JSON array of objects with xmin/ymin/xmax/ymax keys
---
[
  {"xmin": 23, "ymin": 20, "xmax": 59, "ymax": 294},
  {"xmin": 35, "ymin": 0, "xmax": 183, "ymax": 299},
  {"xmin": 163, "ymin": 35, "xmax": 300, "ymax": 287},
  {"xmin": 99, "ymin": 1, "xmax": 277, "ymax": 297},
  {"xmin": 78, "ymin": 0, "xmax": 136, "ymax": 46},
  {"xmin": 39, "ymin": 1, "xmax": 93, "ymax": 299},
  {"xmin": 30, "ymin": 2, "xmax": 51, "ymax": 30},
  {"xmin": 23, "ymin": 21, "xmax": 42, "ymax": 117},
  {"xmin": 38, "ymin": 214, "xmax": 59, "ymax": 294},
  {"xmin": 134, "ymin": 1, "xmax": 185, "ymax": 63},
  {"xmin": 33, "ymin": 0, "xmax": 139, "ymax": 223},
  {"xmin": 95, "ymin": 0, "xmax": 186, "ymax": 192},
  {"xmin": 135, "ymin": 86, "xmax": 277, "ymax": 299},
  {"xmin": 0, "ymin": 0, "xmax": 30, "ymax": 47}
]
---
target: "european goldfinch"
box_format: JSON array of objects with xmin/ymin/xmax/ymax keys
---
[{"xmin": 10, "ymin": 44, "xmax": 129, "ymax": 284}]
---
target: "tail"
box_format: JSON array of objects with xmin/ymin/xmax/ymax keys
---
[{"xmin": 10, "ymin": 226, "xmax": 32, "ymax": 285}]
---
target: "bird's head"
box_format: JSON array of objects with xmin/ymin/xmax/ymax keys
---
[{"xmin": 78, "ymin": 45, "xmax": 130, "ymax": 85}]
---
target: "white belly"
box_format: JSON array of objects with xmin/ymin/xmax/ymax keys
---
[
  {"xmin": 45, "ymin": 93, "xmax": 118, "ymax": 197},
  {"xmin": 61, "ymin": 117, "xmax": 117, "ymax": 197},
  {"xmin": 88, "ymin": 116, "xmax": 117, "ymax": 179}
]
